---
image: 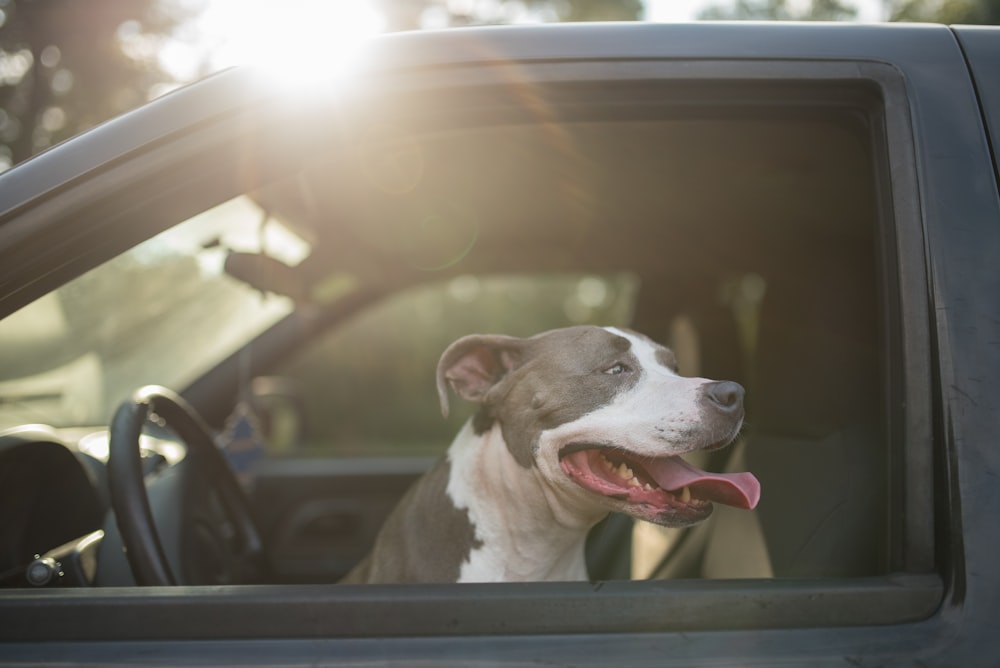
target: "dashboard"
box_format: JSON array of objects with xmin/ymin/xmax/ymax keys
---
[{"xmin": 0, "ymin": 426, "xmax": 182, "ymax": 588}]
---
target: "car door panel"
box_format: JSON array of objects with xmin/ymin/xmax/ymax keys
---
[{"xmin": 249, "ymin": 457, "xmax": 433, "ymax": 582}]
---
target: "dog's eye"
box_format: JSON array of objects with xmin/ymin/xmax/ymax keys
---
[{"xmin": 604, "ymin": 362, "xmax": 630, "ymax": 375}]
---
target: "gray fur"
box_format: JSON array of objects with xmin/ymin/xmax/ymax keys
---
[{"xmin": 340, "ymin": 458, "xmax": 482, "ymax": 584}]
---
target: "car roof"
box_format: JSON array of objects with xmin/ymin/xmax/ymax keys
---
[{"xmin": 0, "ymin": 21, "xmax": 957, "ymax": 223}]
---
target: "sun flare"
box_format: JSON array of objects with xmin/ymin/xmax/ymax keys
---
[{"xmin": 169, "ymin": 0, "xmax": 384, "ymax": 86}]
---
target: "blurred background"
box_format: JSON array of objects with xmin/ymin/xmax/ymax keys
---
[{"xmin": 0, "ymin": 0, "xmax": 997, "ymax": 173}]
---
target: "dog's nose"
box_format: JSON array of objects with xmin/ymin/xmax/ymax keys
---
[{"xmin": 703, "ymin": 380, "xmax": 745, "ymax": 414}]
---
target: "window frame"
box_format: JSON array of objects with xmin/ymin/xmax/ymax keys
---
[{"xmin": 0, "ymin": 51, "xmax": 943, "ymax": 645}]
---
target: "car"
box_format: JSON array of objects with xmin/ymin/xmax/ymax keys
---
[{"xmin": 0, "ymin": 20, "xmax": 998, "ymax": 666}]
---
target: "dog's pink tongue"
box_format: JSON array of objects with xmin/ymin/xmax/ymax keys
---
[{"xmin": 645, "ymin": 456, "xmax": 760, "ymax": 509}]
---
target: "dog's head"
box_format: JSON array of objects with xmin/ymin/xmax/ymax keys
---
[{"xmin": 437, "ymin": 325, "xmax": 760, "ymax": 528}]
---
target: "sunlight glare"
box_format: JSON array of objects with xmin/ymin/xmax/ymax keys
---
[{"xmin": 195, "ymin": 0, "xmax": 384, "ymax": 88}]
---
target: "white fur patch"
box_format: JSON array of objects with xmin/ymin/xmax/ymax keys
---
[
  {"xmin": 445, "ymin": 420, "xmax": 593, "ymax": 582},
  {"xmin": 540, "ymin": 329, "xmax": 710, "ymax": 454}
]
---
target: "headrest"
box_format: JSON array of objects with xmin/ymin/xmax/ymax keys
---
[{"xmin": 750, "ymin": 251, "xmax": 879, "ymax": 438}]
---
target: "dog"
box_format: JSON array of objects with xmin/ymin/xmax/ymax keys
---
[{"xmin": 341, "ymin": 325, "xmax": 760, "ymax": 584}]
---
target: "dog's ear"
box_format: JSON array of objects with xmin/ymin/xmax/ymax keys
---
[{"xmin": 436, "ymin": 334, "xmax": 525, "ymax": 418}]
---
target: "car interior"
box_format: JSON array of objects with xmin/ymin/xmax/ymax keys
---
[{"xmin": 0, "ymin": 79, "xmax": 893, "ymax": 591}]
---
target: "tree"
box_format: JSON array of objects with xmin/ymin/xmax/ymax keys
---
[
  {"xmin": 888, "ymin": 0, "xmax": 1000, "ymax": 22},
  {"xmin": 375, "ymin": 0, "xmax": 642, "ymax": 31},
  {"xmin": 698, "ymin": 0, "xmax": 858, "ymax": 20},
  {"xmin": 0, "ymin": 0, "xmax": 190, "ymax": 168},
  {"xmin": 699, "ymin": 0, "xmax": 999, "ymax": 22}
]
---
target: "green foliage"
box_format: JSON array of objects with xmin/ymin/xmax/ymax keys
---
[
  {"xmin": 375, "ymin": 0, "xmax": 642, "ymax": 31},
  {"xmin": 535, "ymin": 0, "xmax": 644, "ymax": 21},
  {"xmin": 0, "ymin": 0, "xmax": 192, "ymax": 167},
  {"xmin": 698, "ymin": 0, "xmax": 858, "ymax": 20},
  {"xmin": 888, "ymin": 0, "xmax": 1000, "ymax": 22},
  {"xmin": 700, "ymin": 0, "xmax": 1000, "ymax": 22}
]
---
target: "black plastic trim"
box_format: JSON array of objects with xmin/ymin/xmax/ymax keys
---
[{"xmin": 0, "ymin": 574, "xmax": 942, "ymax": 642}]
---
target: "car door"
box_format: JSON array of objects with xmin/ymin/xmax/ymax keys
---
[{"xmin": 4, "ymin": 21, "xmax": 999, "ymax": 667}]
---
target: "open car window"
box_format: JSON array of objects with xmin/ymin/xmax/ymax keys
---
[
  {"xmin": 238, "ymin": 103, "xmax": 903, "ymax": 584},
  {"xmin": 266, "ymin": 273, "xmax": 640, "ymax": 457}
]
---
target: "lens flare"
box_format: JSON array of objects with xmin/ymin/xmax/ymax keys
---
[{"xmin": 188, "ymin": 0, "xmax": 384, "ymax": 89}]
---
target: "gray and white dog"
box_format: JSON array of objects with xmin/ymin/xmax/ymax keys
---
[{"xmin": 342, "ymin": 325, "xmax": 760, "ymax": 584}]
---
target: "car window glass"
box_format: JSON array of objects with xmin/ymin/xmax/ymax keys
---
[{"xmin": 0, "ymin": 196, "xmax": 302, "ymax": 431}]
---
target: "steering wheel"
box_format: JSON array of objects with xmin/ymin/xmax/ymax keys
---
[{"xmin": 108, "ymin": 386, "xmax": 265, "ymax": 586}]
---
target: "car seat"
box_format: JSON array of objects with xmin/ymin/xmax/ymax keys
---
[{"xmin": 656, "ymin": 249, "xmax": 888, "ymax": 579}]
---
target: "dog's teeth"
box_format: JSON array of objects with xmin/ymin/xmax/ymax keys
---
[
  {"xmin": 615, "ymin": 462, "xmax": 630, "ymax": 479},
  {"xmin": 643, "ymin": 483, "xmax": 654, "ymax": 491},
  {"xmin": 680, "ymin": 486, "xmax": 692, "ymax": 503},
  {"xmin": 628, "ymin": 477, "xmax": 641, "ymax": 487}
]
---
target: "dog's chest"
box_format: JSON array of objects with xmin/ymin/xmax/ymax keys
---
[{"xmin": 444, "ymin": 422, "xmax": 590, "ymax": 582}]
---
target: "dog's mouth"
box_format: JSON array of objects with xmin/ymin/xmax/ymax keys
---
[{"xmin": 558, "ymin": 445, "xmax": 760, "ymax": 526}]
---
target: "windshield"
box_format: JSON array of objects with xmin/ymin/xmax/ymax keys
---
[{"xmin": 0, "ymin": 196, "xmax": 305, "ymax": 430}]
